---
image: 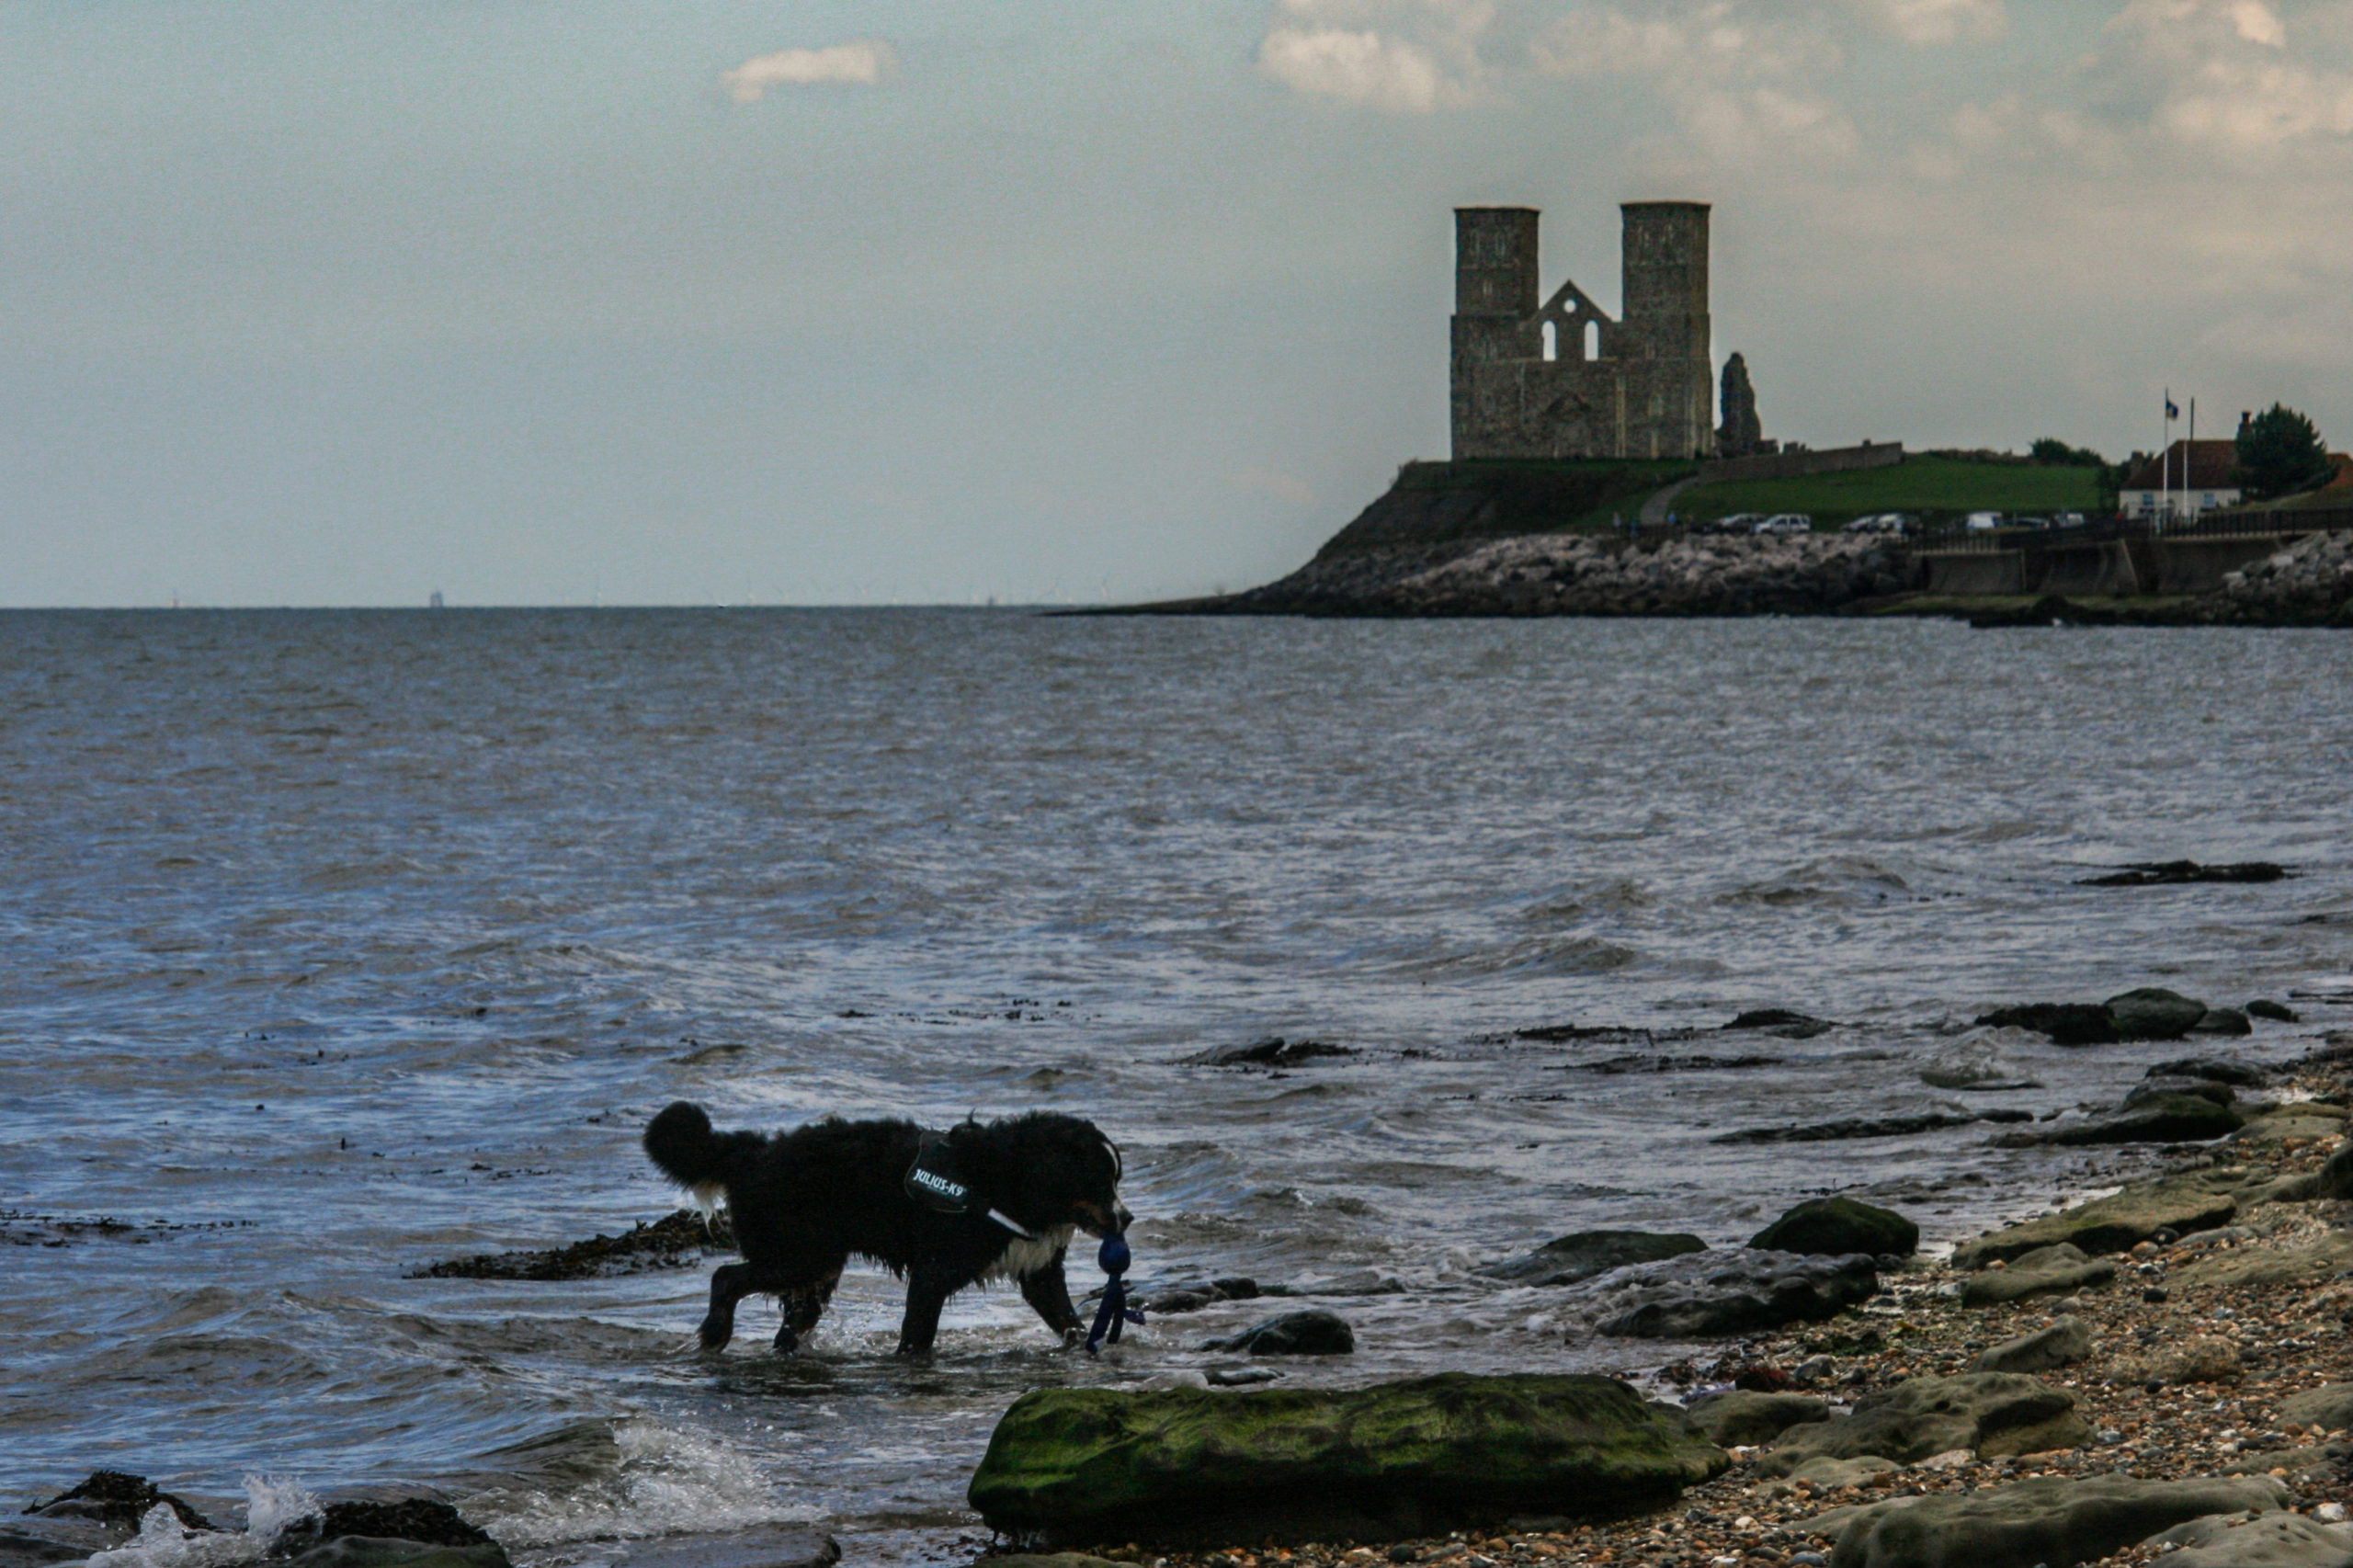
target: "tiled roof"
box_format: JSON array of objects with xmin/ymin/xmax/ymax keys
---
[{"xmin": 2120, "ymin": 439, "xmax": 2237, "ymax": 493}]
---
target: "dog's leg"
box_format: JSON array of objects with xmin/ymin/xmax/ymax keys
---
[
  {"xmin": 773, "ymin": 1267, "xmax": 841, "ymax": 1354},
  {"xmin": 894, "ymin": 1267, "xmax": 958, "ymax": 1358},
  {"xmin": 698, "ymin": 1262, "xmax": 777, "ymax": 1351},
  {"xmin": 1017, "ymin": 1250, "xmax": 1084, "ymax": 1341}
]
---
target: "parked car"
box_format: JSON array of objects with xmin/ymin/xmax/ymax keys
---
[
  {"xmin": 2052, "ymin": 512, "xmax": 2086, "ymax": 528},
  {"xmin": 2011, "ymin": 515, "xmax": 2052, "ymax": 531},
  {"xmin": 1753, "ymin": 513, "xmax": 1813, "ymax": 535},
  {"xmin": 1844, "ymin": 512, "xmax": 1911, "ymax": 535},
  {"xmin": 1962, "ymin": 511, "xmax": 2004, "ymax": 532},
  {"xmin": 1699, "ymin": 513, "xmax": 1762, "ymax": 536}
]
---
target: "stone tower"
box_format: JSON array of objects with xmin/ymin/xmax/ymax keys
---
[{"xmin": 1448, "ymin": 201, "xmax": 1716, "ymax": 461}]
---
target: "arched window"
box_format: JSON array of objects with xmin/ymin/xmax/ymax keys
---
[
  {"xmin": 1585, "ymin": 320, "xmax": 1600, "ymax": 360},
  {"xmin": 1541, "ymin": 322, "xmax": 1557, "ymax": 362}
]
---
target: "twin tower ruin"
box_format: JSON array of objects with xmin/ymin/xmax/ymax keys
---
[{"xmin": 1451, "ymin": 202, "xmax": 1747, "ymax": 462}]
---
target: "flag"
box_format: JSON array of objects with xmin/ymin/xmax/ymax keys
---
[{"xmin": 2165, "ymin": 396, "xmax": 2179, "ymax": 420}]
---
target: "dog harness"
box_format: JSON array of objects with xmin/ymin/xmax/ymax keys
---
[{"xmin": 903, "ymin": 1130, "xmax": 1035, "ymax": 1237}]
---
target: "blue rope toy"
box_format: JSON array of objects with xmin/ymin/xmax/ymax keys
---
[{"xmin": 1085, "ymin": 1232, "xmax": 1145, "ymax": 1353}]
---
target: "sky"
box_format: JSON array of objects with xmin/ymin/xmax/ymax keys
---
[{"xmin": 4, "ymin": 0, "xmax": 2350, "ymax": 607}]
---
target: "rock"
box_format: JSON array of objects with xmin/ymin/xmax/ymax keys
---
[
  {"xmin": 1968, "ymin": 1317, "xmax": 2092, "ymax": 1375},
  {"xmin": 1957, "ymin": 1245, "xmax": 2116, "ymax": 1307},
  {"xmin": 414, "ymin": 1209, "xmax": 732, "ymax": 1280},
  {"xmin": 1972, "ymin": 1004, "xmax": 2116, "ymax": 1046},
  {"xmin": 2142, "ymin": 1510, "xmax": 2353, "ymax": 1568},
  {"xmin": 301, "ymin": 1503, "xmax": 493, "ymax": 1551},
  {"xmin": 1206, "ymin": 1366, "xmax": 1281, "ymax": 1387},
  {"xmin": 2317, "ymin": 1137, "xmax": 2353, "ymax": 1200},
  {"xmin": 2077, "ymin": 860, "xmax": 2290, "ymax": 886},
  {"xmin": 2221, "ymin": 1441, "xmax": 2351, "ymax": 1482},
  {"xmin": 1479, "ymin": 1230, "xmax": 1708, "ymax": 1286},
  {"xmin": 1683, "ymin": 1390, "xmax": 1832, "ymax": 1447},
  {"xmin": 2104, "ymin": 986, "xmax": 2211, "ymax": 1040},
  {"xmin": 1181, "ymin": 1037, "xmax": 1357, "ymax": 1068},
  {"xmin": 1715, "ymin": 1111, "xmax": 2028, "ymax": 1145},
  {"xmin": 1756, "ymin": 1373, "xmax": 2089, "ymax": 1477},
  {"xmin": 1587, "ymin": 1250, "xmax": 1879, "ymax": 1338},
  {"xmin": 2174, "ymin": 1230, "xmax": 2353, "ymax": 1289},
  {"xmin": 2233, "ymin": 1110, "xmax": 2351, "ymax": 1146},
  {"xmin": 0, "ymin": 1532, "xmax": 91, "ymax": 1568},
  {"xmin": 2145, "ymin": 1057, "xmax": 2269, "ymax": 1086},
  {"xmin": 983, "ymin": 1557, "xmax": 1131, "ymax": 1568},
  {"xmin": 23, "ymin": 1473, "xmax": 214, "ymax": 1532},
  {"xmin": 1950, "ymin": 1175, "xmax": 2239, "ymax": 1267},
  {"xmin": 1780, "ymin": 1456, "xmax": 1900, "ymax": 1490},
  {"xmin": 278, "ymin": 1541, "xmax": 508, "ymax": 1568},
  {"xmin": 2247, "ymin": 999, "xmax": 2299, "ymax": 1022},
  {"xmin": 1820, "ymin": 1473, "xmax": 2289, "ymax": 1568},
  {"xmin": 1725, "ymin": 1009, "xmax": 1836, "ymax": 1039},
  {"xmin": 1749, "ymin": 1199, "xmax": 1918, "ymax": 1258},
  {"xmin": 2279, "ymin": 1381, "xmax": 2353, "ymax": 1434},
  {"xmin": 2190, "ymin": 1007, "xmax": 2254, "ymax": 1036},
  {"xmin": 966, "ymin": 1372, "xmax": 1730, "ymax": 1546},
  {"xmin": 1199, "ymin": 1310, "xmax": 1354, "ymax": 1356},
  {"xmin": 596, "ymin": 1528, "xmax": 841, "ymax": 1568},
  {"xmin": 2112, "ymin": 1335, "xmax": 2241, "ymax": 1387},
  {"xmin": 2122, "ymin": 1076, "xmax": 2237, "ymax": 1108},
  {"xmin": 1993, "ymin": 1093, "xmax": 2243, "ymax": 1147}
]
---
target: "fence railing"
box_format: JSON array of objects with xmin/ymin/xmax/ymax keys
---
[{"xmin": 1612, "ymin": 509, "xmax": 2350, "ymax": 553}]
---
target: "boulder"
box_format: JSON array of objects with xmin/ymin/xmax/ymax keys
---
[
  {"xmin": 1950, "ymin": 1176, "xmax": 2238, "ymax": 1267},
  {"xmin": 595, "ymin": 1529, "xmax": 840, "ymax": 1568},
  {"xmin": 1757, "ymin": 1373, "xmax": 2089, "ymax": 1477},
  {"xmin": 2121, "ymin": 1077, "xmax": 2236, "ymax": 1108},
  {"xmin": 1198, "ymin": 1310, "xmax": 1354, "ymax": 1356},
  {"xmin": 22, "ymin": 1473, "xmax": 213, "ymax": 1532},
  {"xmin": 2318, "ymin": 1137, "xmax": 2353, "ymax": 1200},
  {"xmin": 2111, "ymin": 1335, "xmax": 2241, "ymax": 1388},
  {"xmin": 1725, "ymin": 1009, "xmax": 1836, "ymax": 1039},
  {"xmin": 2104, "ymin": 987, "xmax": 2211, "ymax": 1041},
  {"xmin": 1479, "ymin": 1230, "xmax": 1708, "ymax": 1286},
  {"xmin": 1779, "ymin": 1456, "xmax": 1900, "ymax": 1491},
  {"xmin": 2141, "ymin": 1510, "xmax": 2353, "ymax": 1568},
  {"xmin": 1968, "ymin": 1317, "xmax": 2092, "ymax": 1375},
  {"xmin": 1957, "ymin": 1244, "xmax": 2116, "ymax": 1307},
  {"xmin": 1994, "ymin": 1094, "xmax": 2242, "ymax": 1147},
  {"xmin": 1820, "ymin": 1473, "xmax": 2289, "ymax": 1568},
  {"xmin": 2279, "ymin": 1381, "xmax": 2353, "ymax": 1434},
  {"xmin": 2172, "ymin": 1231, "xmax": 2353, "ymax": 1289},
  {"xmin": 1181, "ymin": 1038, "xmax": 1357, "ymax": 1068},
  {"xmin": 279, "ymin": 1542, "xmax": 508, "ymax": 1568},
  {"xmin": 966, "ymin": 1373, "xmax": 1730, "ymax": 1546},
  {"xmin": 1683, "ymin": 1390, "xmax": 1832, "ymax": 1447},
  {"xmin": 1749, "ymin": 1199, "xmax": 1917, "ymax": 1258},
  {"xmin": 2246, "ymin": 1000, "xmax": 2298, "ymax": 1022},
  {"xmin": 2145, "ymin": 1057, "xmax": 2268, "ymax": 1086},
  {"xmin": 1586, "ymin": 1250, "xmax": 1879, "ymax": 1339},
  {"xmin": 1972, "ymin": 1004, "xmax": 2115, "ymax": 1047},
  {"xmin": 2189, "ymin": 1007, "xmax": 2253, "ymax": 1037}
]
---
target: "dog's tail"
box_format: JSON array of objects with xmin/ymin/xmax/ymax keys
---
[{"xmin": 644, "ymin": 1101, "xmax": 760, "ymax": 1205}]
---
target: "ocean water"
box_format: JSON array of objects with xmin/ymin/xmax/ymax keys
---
[{"xmin": 4, "ymin": 608, "xmax": 2348, "ymax": 1560}]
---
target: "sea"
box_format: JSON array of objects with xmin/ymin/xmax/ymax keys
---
[{"xmin": 3, "ymin": 608, "xmax": 2348, "ymax": 1563}]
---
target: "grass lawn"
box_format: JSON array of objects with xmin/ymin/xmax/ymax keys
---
[{"xmin": 1671, "ymin": 456, "xmax": 2103, "ymax": 526}]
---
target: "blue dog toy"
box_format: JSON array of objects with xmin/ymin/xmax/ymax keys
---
[{"xmin": 1085, "ymin": 1233, "xmax": 1145, "ymax": 1353}]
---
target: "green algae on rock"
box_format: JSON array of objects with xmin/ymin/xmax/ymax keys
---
[
  {"xmin": 1748, "ymin": 1198, "xmax": 1917, "ymax": 1258},
  {"xmin": 967, "ymin": 1373, "xmax": 1727, "ymax": 1547},
  {"xmin": 1949, "ymin": 1174, "xmax": 2239, "ymax": 1267}
]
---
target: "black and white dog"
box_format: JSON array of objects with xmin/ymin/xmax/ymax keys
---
[{"xmin": 643, "ymin": 1101, "xmax": 1131, "ymax": 1357}]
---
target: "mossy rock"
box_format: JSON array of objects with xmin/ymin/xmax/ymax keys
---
[
  {"xmin": 1950, "ymin": 1176, "xmax": 2237, "ymax": 1268},
  {"xmin": 967, "ymin": 1372, "xmax": 1727, "ymax": 1547},
  {"xmin": 1748, "ymin": 1199, "xmax": 1917, "ymax": 1258},
  {"xmin": 1757, "ymin": 1373, "xmax": 2086, "ymax": 1477}
]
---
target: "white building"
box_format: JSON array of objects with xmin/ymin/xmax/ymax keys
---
[{"xmin": 2119, "ymin": 439, "xmax": 2239, "ymax": 522}]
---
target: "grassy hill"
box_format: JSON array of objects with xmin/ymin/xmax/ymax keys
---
[
  {"xmin": 1316, "ymin": 459, "xmax": 1697, "ymax": 557},
  {"xmin": 1671, "ymin": 455, "xmax": 2103, "ymax": 528}
]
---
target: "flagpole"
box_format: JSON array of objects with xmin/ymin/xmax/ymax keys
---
[{"xmin": 2188, "ymin": 397, "xmax": 2197, "ymax": 524}]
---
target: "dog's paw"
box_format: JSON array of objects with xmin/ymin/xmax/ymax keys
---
[{"xmin": 697, "ymin": 1318, "xmax": 734, "ymax": 1352}]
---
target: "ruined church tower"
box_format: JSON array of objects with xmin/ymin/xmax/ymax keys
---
[{"xmin": 1449, "ymin": 201, "xmax": 1714, "ymax": 461}]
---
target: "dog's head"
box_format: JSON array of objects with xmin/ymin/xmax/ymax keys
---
[{"xmin": 972, "ymin": 1112, "xmax": 1131, "ymax": 1239}]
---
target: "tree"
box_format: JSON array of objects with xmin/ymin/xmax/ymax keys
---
[
  {"xmin": 2233, "ymin": 403, "xmax": 2334, "ymax": 501},
  {"xmin": 2030, "ymin": 437, "xmax": 2106, "ymax": 467}
]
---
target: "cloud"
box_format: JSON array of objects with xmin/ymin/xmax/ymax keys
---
[
  {"xmin": 722, "ymin": 40, "xmax": 895, "ymax": 102},
  {"xmin": 1842, "ymin": 0, "xmax": 2007, "ymax": 44},
  {"xmin": 2086, "ymin": 0, "xmax": 2353, "ymax": 153},
  {"xmin": 1232, "ymin": 465, "xmax": 1318, "ymax": 506},
  {"xmin": 1256, "ymin": 0, "xmax": 1494, "ymax": 110}
]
